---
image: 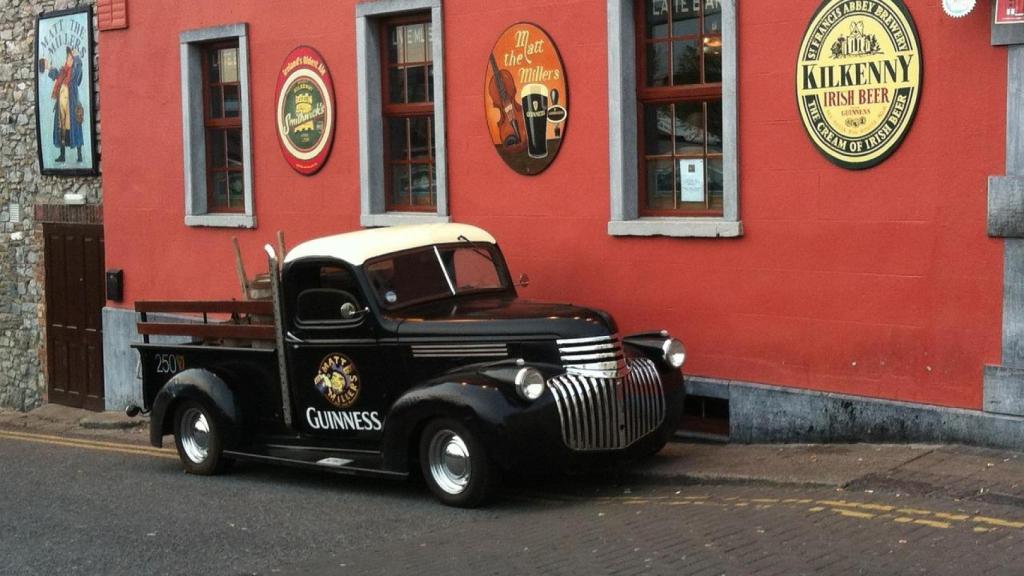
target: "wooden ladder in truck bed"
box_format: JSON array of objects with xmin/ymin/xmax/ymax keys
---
[{"xmin": 136, "ymin": 234, "xmax": 286, "ymax": 344}]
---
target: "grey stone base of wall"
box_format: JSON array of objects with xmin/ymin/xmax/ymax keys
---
[
  {"xmin": 102, "ymin": 307, "xmax": 143, "ymax": 411},
  {"xmin": 102, "ymin": 307, "xmax": 189, "ymax": 411},
  {"xmin": 688, "ymin": 376, "xmax": 1024, "ymax": 451}
]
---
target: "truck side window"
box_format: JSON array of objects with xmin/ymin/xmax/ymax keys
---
[
  {"xmin": 320, "ymin": 267, "xmax": 356, "ymax": 292},
  {"xmin": 296, "ymin": 289, "xmax": 357, "ymax": 323},
  {"xmin": 293, "ymin": 265, "xmax": 363, "ymax": 325}
]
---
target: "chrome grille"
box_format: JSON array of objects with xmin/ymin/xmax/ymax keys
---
[
  {"xmin": 557, "ymin": 334, "xmax": 626, "ymax": 379},
  {"xmin": 546, "ymin": 357, "xmax": 666, "ymax": 451}
]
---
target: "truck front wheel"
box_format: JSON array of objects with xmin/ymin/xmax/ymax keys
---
[
  {"xmin": 173, "ymin": 400, "xmax": 229, "ymax": 475},
  {"xmin": 419, "ymin": 418, "xmax": 496, "ymax": 508}
]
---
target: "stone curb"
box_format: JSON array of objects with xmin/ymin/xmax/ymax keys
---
[
  {"xmin": 78, "ymin": 416, "xmax": 148, "ymax": 430},
  {"xmin": 975, "ymin": 491, "xmax": 1024, "ymax": 509}
]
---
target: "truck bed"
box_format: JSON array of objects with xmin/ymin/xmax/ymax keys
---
[{"xmin": 133, "ymin": 300, "xmax": 282, "ymax": 418}]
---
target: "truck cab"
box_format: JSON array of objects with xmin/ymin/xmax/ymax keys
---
[{"xmin": 133, "ymin": 223, "xmax": 686, "ymax": 507}]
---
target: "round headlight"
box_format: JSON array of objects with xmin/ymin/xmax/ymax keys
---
[
  {"xmin": 662, "ymin": 338, "xmax": 686, "ymax": 369},
  {"xmin": 514, "ymin": 367, "xmax": 546, "ymax": 401}
]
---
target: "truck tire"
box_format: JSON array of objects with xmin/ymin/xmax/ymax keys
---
[
  {"xmin": 173, "ymin": 400, "xmax": 229, "ymax": 475},
  {"xmin": 637, "ymin": 435, "xmax": 670, "ymax": 460},
  {"xmin": 419, "ymin": 418, "xmax": 496, "ymax": 508}
]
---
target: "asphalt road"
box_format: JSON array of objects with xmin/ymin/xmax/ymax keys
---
[{"xmin": 2, "ymin": 432, "xmax": 1024, "ymax": 575}]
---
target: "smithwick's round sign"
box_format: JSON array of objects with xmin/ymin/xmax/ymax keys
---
[
  {"xmin": 796, "ymin": 0, "xmax": 922, "ymax": 170},
  {"xmin": 276, "ymin": 46, "xmax": 335, "ymax": 175},
  {"xmin": 484, "ymin": 23, "xmax": 568, "ymax": 176}
]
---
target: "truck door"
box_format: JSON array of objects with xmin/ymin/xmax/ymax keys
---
[{"xmin": 283, "ymin": 261, "xmax": 391, "ymax": 447}]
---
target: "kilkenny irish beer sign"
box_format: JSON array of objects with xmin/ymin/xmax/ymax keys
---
[
  {"xmin": 796, "ymin": 0, "xmax": 921, "ymax": 170},
  {"xmin": 276, "ymin": 46, "xmax": 336, "ymax": 175},
  {"xmin": 485, "ymin": 23, "xmax": 568, "ymax": 176}
]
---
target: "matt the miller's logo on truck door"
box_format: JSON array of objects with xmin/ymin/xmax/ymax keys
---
[
  {"xmin": 796, "ymin": 0, "xmax": 921, "ymax": 170},
  {"xmin": 314, "ymin": 353, "xmax": 360, "ymax": 409}
]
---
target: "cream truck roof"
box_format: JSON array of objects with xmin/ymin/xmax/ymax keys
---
[{"xmin": 283, "ymin": 223, "xmax": 497, "ymax": 266}]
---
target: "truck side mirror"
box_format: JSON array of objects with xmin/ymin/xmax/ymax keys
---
[
  {"xmin": 339, "ymin": 302, "xmax": 370, "ymax": 320},
  {"xmin": 517, "ymin": 273, "xmax": 530, "ymax": 288},
  {"xmin": 297, "ymin": 289, "xmax": 367, "ymax": 324}
]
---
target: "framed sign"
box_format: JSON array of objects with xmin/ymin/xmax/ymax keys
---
[
  {"xmin": 795, "ymin": 0, "xmax": 922, "ymax": 170},
  {"xmin": 35, "ymin": 7, "xmax": 98, "ymax": 176},
  {"xmin": 995, "ymin": 0, "xmax": 1024, "ymax": 24},
  {"xmin": 484, "ymin": 23, "xmax": 568, "ymax": 176},
  {"xmin": 275, "ymin": 46, "xmax": 335, "ymax": 175},
  {"xmin": 679, "ymin": 159, "xmax": 705, "ymax": 202}
]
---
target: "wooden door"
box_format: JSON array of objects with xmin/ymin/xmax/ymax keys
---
[{"xmin": 44, "ymin": 223, "xmax": 105, "ymax": 411}]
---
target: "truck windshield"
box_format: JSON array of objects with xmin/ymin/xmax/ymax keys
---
[{"xmin": 365, "ymin": 244, "xmax": 508, "ymax": 309}]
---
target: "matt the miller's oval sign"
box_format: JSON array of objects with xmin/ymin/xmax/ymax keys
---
[
  {"xmin": 796, "ymin": 0, "xmax": 921, "ymax": 170},
  {"xmin": 276, "ymin": 46, "xmax": 335, "ymax": 175}
]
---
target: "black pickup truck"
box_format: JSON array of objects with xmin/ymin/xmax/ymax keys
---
[{"xmin": 130, "ymin": 223, "xmax": 686, "ymax": 507}]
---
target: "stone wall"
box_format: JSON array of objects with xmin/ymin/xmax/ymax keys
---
[{"xmin": 0, "ymin": 0, "xmax": 100, "ymax": 410}]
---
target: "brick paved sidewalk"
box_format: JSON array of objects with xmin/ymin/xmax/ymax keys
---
[
  {"xmin": 279, "ymin": 484, "xmax": 1024, "ymax": 576},
  {"xmin": 624, "ymin": 442, "xmax": 1024, "ymax": 509}
]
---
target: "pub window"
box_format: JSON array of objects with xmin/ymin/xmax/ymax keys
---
[
  {"xmin": 202, "ymin": 42, "xmax": 244, "ymax": 213},
  {"xmin": 179, "ymin": 23, "xmax": 254, "ymax": 228},
  {"xmin": 607, "ymin": 0, "xmax": 740, "ymax": 238},
  {"xmin": 637, "ymin": 0, "xmax": 722, "ymax": 216},
  {"xmin": 356, "ymin": 0, "xmax": 449, "ymax": 228},
  {"xmin": 382, "ymin": 16, "xmax": 437, "ymax": 212}
]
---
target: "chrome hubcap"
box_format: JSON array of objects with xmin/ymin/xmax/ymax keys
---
[
  {"xmin": 180, "ymin": 408, "xmax": 210, "ymax": 464},
  {"xmin": 428, "ymin": 429, "xmax": 471, "ymax": 495}
]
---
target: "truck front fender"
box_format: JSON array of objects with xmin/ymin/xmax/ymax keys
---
[
  {"xmin": 150, "ymin": 368, "xmax": 243, "ymax": 448},
  {"xmin": 381, "ymin": 373, "xmax": 541, "ymax": 473}
]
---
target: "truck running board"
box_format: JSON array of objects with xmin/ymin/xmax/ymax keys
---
[{"xmin": 223, "ymin": 448, "xmax": 408, "ymax": 480}]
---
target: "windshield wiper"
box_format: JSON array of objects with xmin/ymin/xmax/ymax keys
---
[{"xmin": 457, "ymin": 234, "xmax": 495, "ymax": 262}]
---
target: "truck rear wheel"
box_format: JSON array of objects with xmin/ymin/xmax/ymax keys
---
[
  {"xmin": 173, "ymin": 400, "xmax": 229, "ymax": 475},
  {"xmin": 419, "ymin": 418, "xmax": 496, "ymax": 508}
]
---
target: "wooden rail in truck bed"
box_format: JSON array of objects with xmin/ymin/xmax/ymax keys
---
[{"xmin": 135, "ymin": 300, "xmax": 276, "ymax": 342}]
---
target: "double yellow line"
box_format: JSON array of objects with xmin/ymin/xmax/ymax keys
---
[
  {"xmin": 612, "ymin": 494, "xmax": 1024, "ymax": 532},
  {"xmin": 0, "ymin": 429, "xmax": 176, "ymax": 460}
]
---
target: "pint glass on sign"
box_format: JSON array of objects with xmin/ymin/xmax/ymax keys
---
[{"xmin": 521, "ymin": 83, "xmax": 549, "ymax": 159}]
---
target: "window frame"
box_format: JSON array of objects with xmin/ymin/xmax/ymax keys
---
[
  {"xmin": 179, "ymin": 23, "xmax": 254, "ymax": 228},
  {"xmin": 356, "ymin": 0, "xmax": 449, "ymax": 228},
  {"xmin": 607, "ymin": 0, "xmax": 741, "ymax": 238}
]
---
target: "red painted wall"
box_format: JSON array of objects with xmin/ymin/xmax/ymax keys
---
[{"xmin": 100, "ymin": 0, "xmax": 1006, "ymax": 410}]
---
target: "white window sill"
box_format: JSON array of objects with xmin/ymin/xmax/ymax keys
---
[
  {"xmin": 361, "ymin": 212, "xmax": 450, "ymax": 228},
  {"xmin": 608, "ymin": 218, "xmax": 743, "ymax": 238},
  {"xmin": 185, "ymin": 214, "xmax": 256, "ymax": 228}
]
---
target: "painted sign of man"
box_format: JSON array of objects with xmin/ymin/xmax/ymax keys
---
[{"xmin": 39, "ymin": 47, "xmax": 84, "ymax": 163}]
